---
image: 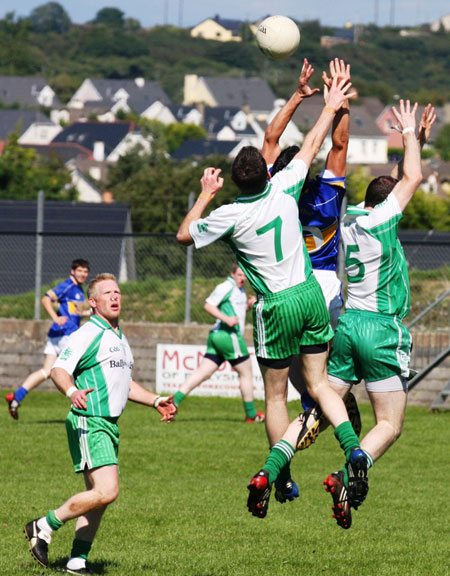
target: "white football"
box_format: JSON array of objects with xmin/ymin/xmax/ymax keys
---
[{"xmin": 256, "ymin": 15, "xmax": 301, "ymax": 60}]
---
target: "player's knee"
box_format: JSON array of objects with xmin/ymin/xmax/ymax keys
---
[{"xmin": 95, "ymin": 484, "xmax": 119, "ymax": 506}]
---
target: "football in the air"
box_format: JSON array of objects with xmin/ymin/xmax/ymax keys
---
[{"xmin": 256, "ymin": 15, "xmax": 301, "ymax": 60}]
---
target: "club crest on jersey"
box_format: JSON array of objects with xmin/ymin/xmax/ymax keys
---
[{"xmin": 197, "ymin": 222, "xmax": 208, "ymax": 233}]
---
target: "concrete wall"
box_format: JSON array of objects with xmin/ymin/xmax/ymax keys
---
[{"xmin": 1, "ymin": 319, "xmax": 448, "ymax": 409}]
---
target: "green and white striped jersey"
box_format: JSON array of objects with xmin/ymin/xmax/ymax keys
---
[
  {"xmin": 190, "ymin": 159, "xmax": 311, "ymax": 295},
  {"xmin": 342, "ymin": 193, "xmax": 410, "ymax": 318},
  {"xmin": 206, "ymin": 276, "xmax": 247, "ymax": 334},
  {"xmin": 53, "ymin": 315, "xmax": 134, "ymax": 418}
]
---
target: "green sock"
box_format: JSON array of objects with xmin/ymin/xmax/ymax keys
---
[
  {"xmin": 173, "ymin": 391, "xmax": 186, "ymax": 407},
  {"xmin": 70, "ymin": 538, "xmax": 92, "ymax": 560},
  {"xmin": 46, "ymin": 510, "xmax": 65, "ymax": 531},
  {"xmin": 274, "ymin": 462, "xmax": 292, "ymax": 489},
  {"xmin": 334, "ymin": 421, "xmax": 360, "ymax": 461},
  {"xmin": 263, "ymin": 440, "xmax": 295, "ymax": 484},
  {"xmin": 243, "ymin": 400, "xmax": 257, "ymax": 419}
]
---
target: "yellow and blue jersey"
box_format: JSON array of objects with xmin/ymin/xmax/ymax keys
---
[
  {"xmin": 46, "ymin": 276, "xmax": 85, "ymax": 337},
  {"xmin": 299, "ymin": 172, "xmax": 346, "ymax": 271}
]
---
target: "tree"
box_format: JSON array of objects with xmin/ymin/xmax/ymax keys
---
[
  {"xmin": 0, "ymin": 12, "xmax": 37, "ymax": 75},
  {"xmin": 164, "ymin": 123, "xmax": 207, "ymax": 154},
  {"xmin": 92, "ymin": 8, "xmax": 125, "ymax": 28},
  {"xmin": 435, "ymin": 124, "xmax": 450, "ymax": 161},
  {"xmin": 0, "ymin": 132, "xmax": 76, "ymax": 201},
  {"xmin": 30, "ymin": 2, "xmax": 71, "ymax": 34}
]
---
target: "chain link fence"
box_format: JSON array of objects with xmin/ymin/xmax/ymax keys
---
[{"xmin": 0, "ymin": 231, "xmax": 448, "ymax": 324}]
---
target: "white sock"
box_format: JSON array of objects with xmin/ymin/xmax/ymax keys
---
[
  {"xmin": 37, "ymin": 517, "xmax": 53, "ymax": 535},
  {"xmin": 66, "ymin": 557, "xmax": 86, "ymax": 570}
]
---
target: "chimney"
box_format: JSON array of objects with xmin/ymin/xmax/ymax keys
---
[
  {"xmin": 93, "ymin": 141, "xmax": 105, "ymax": 162},
  {"xmin": 102, "ymin": 190, "xmax": 114, "ymax": 203}
]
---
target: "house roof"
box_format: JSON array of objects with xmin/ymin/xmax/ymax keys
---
[
  {"xmin": 0, "ymin": 109, "xmax": 51, "ymax": 140},
  {"xmin": 168, "ymin": 105, "xmax": 198, "ymax": 121},
  {"xmin": 0, "ymin": 76, "xmax": 60, "ymax": 108},
  {"xmin": 202, "ymin": 77, "xmax": 275, "ymax": 112},
  {"xmin": 203, "ymin": 106, "xmax": 256, "ymax": 137},
  {"xmin": 0, "ymin": 200, "xmax": 132, "ymax": 295},
  {"xmin": 212, "ymin": 15, "xmax": 244, "ymax": 34},
  {"xmin": 171, "ymin": 139, "xmax": 237, "ymax": 160},
  {"xmin": 22, "ymin": 142, "xmax": 91, "ymax": 163},
  {"xmin": 292, "ymin": 97, "xmax": 385, "ymax": 137},
  {"xmin": 52, "ymin": 121, "xmax": 138, "ymax": 156},
  {"xmin": 88, "ymin": 78, "xmax": 172, "ymax": 113}
]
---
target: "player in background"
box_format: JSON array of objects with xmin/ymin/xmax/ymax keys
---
[
  {"xmin": 259, "ymin": 59, "xmax": 360, "ymax": 503},
  {"xmin": 177, "ymin": 71, "xmax": 365, "ymax": 522},
  {"xmin": 172, "ymin": 263, "xmax": 264, "ymax": 423},
  {"xmin": 5, "ymin": 258, "xmax": 91, "ymax": 420},
  {"xmin": 24, "ymin": 274, "xmax": 176, "ymax": 574},
  {"xmin": 324, "ymin": 101, "xmax": 435, "ymax": 529}
]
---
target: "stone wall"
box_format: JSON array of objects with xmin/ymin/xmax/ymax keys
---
[{"xmin": 0, "ymin": 319, "xmax": 447, "ymax": 409}]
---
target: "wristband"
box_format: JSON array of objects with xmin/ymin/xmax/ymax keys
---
[
  {"xmin": 153, "ymin": 395, "xmax": 161, "ymax": 409},
  {"xmin": 199, "ymin": 192, "xmax": 211, "ymax": 200},
  {"xmin": 402, "ymin": 126, "xmax": 415, "ymax": 135},
  {"xmin": 323, "ymin": 107, "xmax": 336, "ymax": 114},
  {"xmin": 66, "ymin": 386, "xmax": 77, "ymax": 399}
]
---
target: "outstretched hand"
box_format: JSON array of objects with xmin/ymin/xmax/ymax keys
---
[
  {"xmin": 418, "ymin": 103, "xmax": 437, "ymax": 146},
  {"xmin": 199, "ymin": 167, "xmax": 224, "ymax": 202},
  {"xmin": 391, "ymin": 99, "xmax": 418, "ymax": 134},
  {"xmin": 322, "ymin": 58, "xmax": 352, "ymax": 90},
  {"xmin": 323, "ymin": 75, "xmax": 357, "ymax": 111},
  {"xmin": 297, "ymin": 58, "xmax": 320, "ymax": 98}
]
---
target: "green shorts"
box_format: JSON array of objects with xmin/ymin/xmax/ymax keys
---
[
  {"xmin": 66, "ymin": 411, "xmax": 120, "ymax": 473},
  {"xmin": 205, "ymin": 328, "xmax": 249, "ymax": 363},
  {"xmin": 327, "ymin": 309, "xmax": 412, "ymax": 389},
  {"xmin": 254, "ymin": 275, "xmax": 333, "ymax": 360}
]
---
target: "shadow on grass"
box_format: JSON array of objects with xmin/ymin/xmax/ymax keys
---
[
  {"xmin": 18, "ymin": 420, "xmax": 67, "ymax": 425},
  {"xmin": 51, "ymin": 558, "xmax": 118, "ymax": 573}
]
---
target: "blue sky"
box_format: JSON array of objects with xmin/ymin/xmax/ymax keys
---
[{"xmin": 1, "ymin": 0, "xmax": 449, "ymax": 28}]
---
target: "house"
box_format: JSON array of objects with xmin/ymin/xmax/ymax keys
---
[
  {"xmin": 171, "ymin": 138, "xmax": 247, "ymax": 161},
  {"xmin": 376, "ymin": 104, "xmax": 444, "ymax": 149},
  {"xmin": 292, "ymin": 97, "xmax": 388, "ymax": 165},
  {"xmin": 0, "ymin": 76, "xmax": 60, "ymax": 109},
  {"xmin": 67, "ymin": 77, "xmax": 172, "ymax": 121},
  {"xmin": 430, "ymin": 13, "xmax": 450, "ymax": 32},
  {"xmin": 142, "ymin": 102, "xmax": 202, "ymax": 125},
  {"xmin": 51, "ymin": 121, "xmax": 151, "ymax": 181},
  {"xmin": 0, "ymin": 199, "xmax": 135, "ymax": 296},
  {"xmin": 320, "ymin": 27, "xmax": 356, "ymax": 48},
  {"xmin": 183, "ymin": 75, "xmax": 276, "ymax": 120},
  {"xmin": 191, "ymin": 15, "xmax": 243, "ymax": 42},
  {"xmin": 203, "ymin": 106, "xmax": 263, "ymax": 144},
  {"xmin": 0, "ymin": 109, "xmax": 62, "ymax": 146}
]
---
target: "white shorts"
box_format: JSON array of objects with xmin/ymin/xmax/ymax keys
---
[
  {"xmin": 44, "ymin": 335, "xmax": 70, "ymax": 357},
  {"xmin": 312, "ymin": 269, "xmax": 343, "ymax": 330},
  {"xmin": 329, "ymin": 373, "xmax": 408, "ymax": 393}
]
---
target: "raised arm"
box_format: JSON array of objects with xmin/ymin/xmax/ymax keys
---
[
  {"xmin": 295, "ymin": 70, "xmax": 356, "ymax": 169},
  {"xmin": 176, "ymin": 167, "xmax": 224, "ymax": 246},
  {"xmin": 390, "ymin": 100, "xmax": 423, "ymax": 211},
  {"xmin": 390, "ymin": 103, "xmax": 436, "ymax": 180},
  {"xmin": 322, "ymin": 58, "xmax": 351, "ymax": 177},
  {"xmin": 261, "ymin": 58, "xmax": 319, "ymax": 166}
]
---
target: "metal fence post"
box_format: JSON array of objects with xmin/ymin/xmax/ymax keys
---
[
  {"xmin": 337, "ymin": 195, "xmax": 348, "ymax": 285},
  {"xmin": 184, "ymin": 192, "xmax": 195, "ymax": 324},
  {"xmin": 34, "ymin": 190, "xmax": 44, "ymax": 320}
]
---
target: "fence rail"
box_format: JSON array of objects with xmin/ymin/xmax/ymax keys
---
[{"xmin": 0, "ymin": 232, "xmax": 448, "ymax": 326}]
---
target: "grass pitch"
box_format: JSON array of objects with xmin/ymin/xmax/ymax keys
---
[{"xmin": 1, "ymin": 392, "xmax": 449, "ymax": 575}]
